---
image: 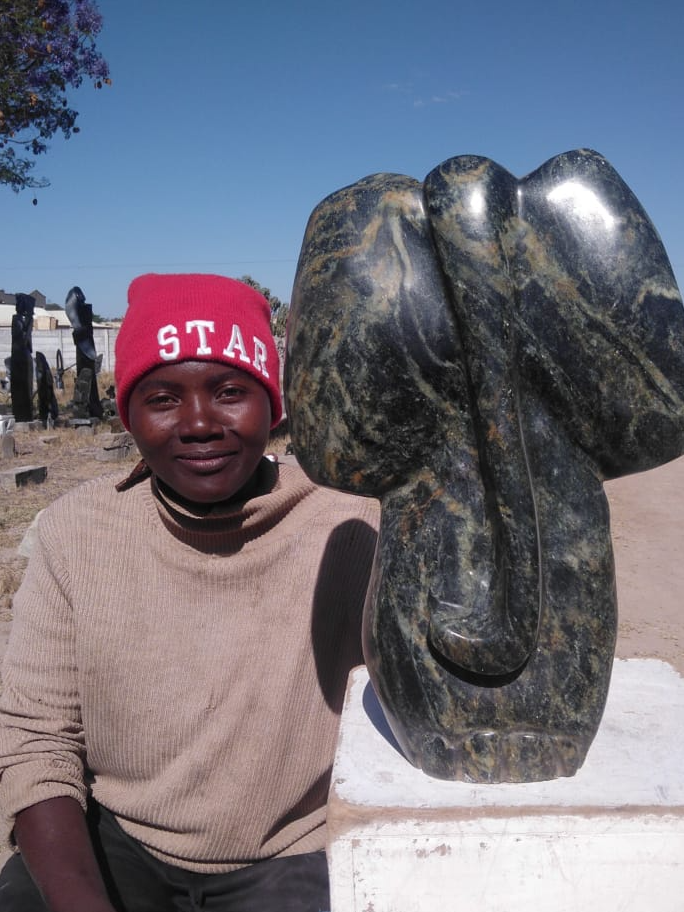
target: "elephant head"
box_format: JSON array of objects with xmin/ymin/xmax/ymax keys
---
[{"xmin": 285, "ymin": 150, "xmax": 684, "ymax": 782}]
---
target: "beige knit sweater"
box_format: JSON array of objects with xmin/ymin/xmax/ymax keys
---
[{"xmin": 0, "ymin": 458, "xmax": 379, "ymax": 873}]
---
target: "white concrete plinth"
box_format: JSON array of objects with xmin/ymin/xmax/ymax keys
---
[{"xmin": 328, "ymin": 660, "xmax": 684, "ymax": 912}]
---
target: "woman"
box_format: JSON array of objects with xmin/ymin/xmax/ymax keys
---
[{"xmin": 0, "ymin": 274, "xmax": 379, "ymax": 911}]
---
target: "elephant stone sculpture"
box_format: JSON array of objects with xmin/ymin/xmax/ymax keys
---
[{"xmin": 285, "ymin": 149, "xmax": 684, "ymax": 783}]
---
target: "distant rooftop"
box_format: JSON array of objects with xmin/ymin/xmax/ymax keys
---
[{"xmin": 0, "ymin": 290, "xmax": 119, "ymax": 329}]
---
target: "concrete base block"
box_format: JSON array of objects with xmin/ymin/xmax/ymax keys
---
[
  {"xmin": 328, "ymin": 660, "xmax": 684, "ymax": 912},
  {"xmin": 17, "ymin": 508, "xmax": 45, "ymax": 558},
  {"xmin": 0, "ymin": 464, "xmax": 47, "ymax": 490},
  {"xmin": 96, "ymin": 431, "xmax": 137, "ymax": 462},
  {"xmin": 1, "ymin": 433, "xmax": 15, "ymax": 459}
]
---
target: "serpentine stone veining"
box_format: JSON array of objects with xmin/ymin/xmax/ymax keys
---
[{"xmin": 285, "ymin": 150, "xmax": 684, "ymax": 782}]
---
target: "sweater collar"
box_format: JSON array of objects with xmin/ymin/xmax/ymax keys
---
[{"xmin": 142, "ymin": 457, "xmax": 317, "ymax": 552}]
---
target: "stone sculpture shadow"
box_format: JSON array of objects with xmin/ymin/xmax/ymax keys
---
[{"xmin": 285, "ymin": 149, "xmax": 684, "ymax": 783}]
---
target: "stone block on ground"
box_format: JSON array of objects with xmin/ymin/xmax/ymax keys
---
[
  {"xmin": 0, "ymin": 465, "xmax": 47, "ymax": 490},
  {"xmin": 96, "ymin": 431, "xmax": 137, "ymax": 462},
  {"xmin": 1, "ymin": 434, "xmax": 15, "ymax": 459},
  {"xmin": 17, "ymin": 509, "xmax": 45, "ymax": 559}
]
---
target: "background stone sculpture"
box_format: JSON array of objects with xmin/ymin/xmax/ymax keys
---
[
  {"xmin": 65, "ymin": 285, "xmax": 103, "ymax": 419},
  {"xmin": 285, "ymin": 149, "xmax": 684, "ymax": 783},
  {"xmin": 54, "ymin": 349, "xmax": 65, "ymax": 390},
  {"xmin": 35, "ymin": 351, "xmax": 59, "ymax": 427},
  {"xmin": 10, "ymin": 293, "xmax": 35, "ymax": 422}
]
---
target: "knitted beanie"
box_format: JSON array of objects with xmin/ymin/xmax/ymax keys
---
[{"xmin": 115, "ymin": 274, "xmax": 282, "ymax": 430}]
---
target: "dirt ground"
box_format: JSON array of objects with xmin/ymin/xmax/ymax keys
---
[
  {"xmin": 0, "ymin": 426, "xmax": 682, "ymax": 873},
  {"xmin": 1, "ymin": 425, "xmax": 681, "ymax": 672},
  {"xmin": 607, "ymin": 455, "xmax": 684, "ymax": 674}
]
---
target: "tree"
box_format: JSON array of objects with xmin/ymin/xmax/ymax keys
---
[
  {"xmin": 239, "ymin": 275, "xmax": 290, "ymax": 337},
  {"xmin": 0, "ymin": 0, "xmax": 109, "ymax": 192}
]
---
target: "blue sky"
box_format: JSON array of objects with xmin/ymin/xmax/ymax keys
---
[{"xmin": 1, "ymin": 0, "xmax": 682, "ymax": 317}]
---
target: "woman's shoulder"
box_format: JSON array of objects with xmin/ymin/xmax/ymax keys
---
[
  {"xmin": 39, "ymin": 470, "xmax": 149, "ymax": 529},
  {"xmin": 275, "ymin": 456, "xmax": 380, "ymax": 528}
]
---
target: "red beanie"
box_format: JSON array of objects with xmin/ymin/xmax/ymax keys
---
[{"xmin": 115, "ymin": 274, "xmax": 282, "ymax": 430}]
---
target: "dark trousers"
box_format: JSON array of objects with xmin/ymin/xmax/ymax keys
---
[{"xmin": 0, "ymin": 802, "xmax": 330, "ymax": 912}]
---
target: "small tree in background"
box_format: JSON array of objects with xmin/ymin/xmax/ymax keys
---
[
  {"xmin": 239, "ymin": 275, "xmax": 290, "ymax": 337},
  {"xmin": 0, "ymin": 0, "xmax": 109, "ymax": 192}
]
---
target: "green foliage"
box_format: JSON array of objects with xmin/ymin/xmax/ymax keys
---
[
  {"xmin": 239, "ymin": 275, "xmax": 290, "ymax": 337},
  {"xmin": 0, "ymin": 0, "xmax": 110, "ymax": 192}
]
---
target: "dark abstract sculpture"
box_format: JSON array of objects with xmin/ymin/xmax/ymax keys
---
[
  {"xmin": 10, "ymin": 293, "xmax": 35, "ymax": 422},
  {"xmin": 54, "ymin": 349, "xmax": 65, "ymax": 390},
  {"xmin": 35, "ymin": 351, "xmax": 59, "ymax": 426},
  {"xmin": 65, "ymin": 286, "xmax": 103, "ymax": 419},
  {"xmin": 285, "ymin": 149, "xmax": 684, "ymax": 783}
]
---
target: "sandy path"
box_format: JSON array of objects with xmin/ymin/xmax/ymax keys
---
[
  {"xmin": 0, "ymin": 455, "xmax": 682, "ymax": 671},
  {"xmin": 608, "ymin": 454, "xmax": 684, "ymax": 674}
]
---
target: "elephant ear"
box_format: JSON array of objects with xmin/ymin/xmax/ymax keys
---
[
  {"xmin": 425, "ymin": 149, "xmax": 684, "ymax": 479},
  {"xmin": 516, "ymin": 150, "xmax": 684, "ymax": 477},
  {"xmin": 285, "ymin": 172, "xmax": 472, "ymax": 495},
  {"xmin": 513, "ymin": 149, "xmax": 684, "ymax": 477}
]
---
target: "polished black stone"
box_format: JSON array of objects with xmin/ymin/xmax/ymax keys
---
[
  {"xmin": 35, "ymin": 350, "xmax": 58, "ymax": 426},
  {"xmin": 285, "ymin": 150, "xmax": 684, "ymax": 782},
  {"xmin": 65, "ymin": 285, "xmax": 103, "ymax": 419},
  {"xmin": 10, "ymin": 293, "xmax": 35, "ymax": 422}
]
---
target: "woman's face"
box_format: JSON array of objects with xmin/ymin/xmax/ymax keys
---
[{"xmin": 127, "ymin": 360, "xmax": 272, "ymax": 504}]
